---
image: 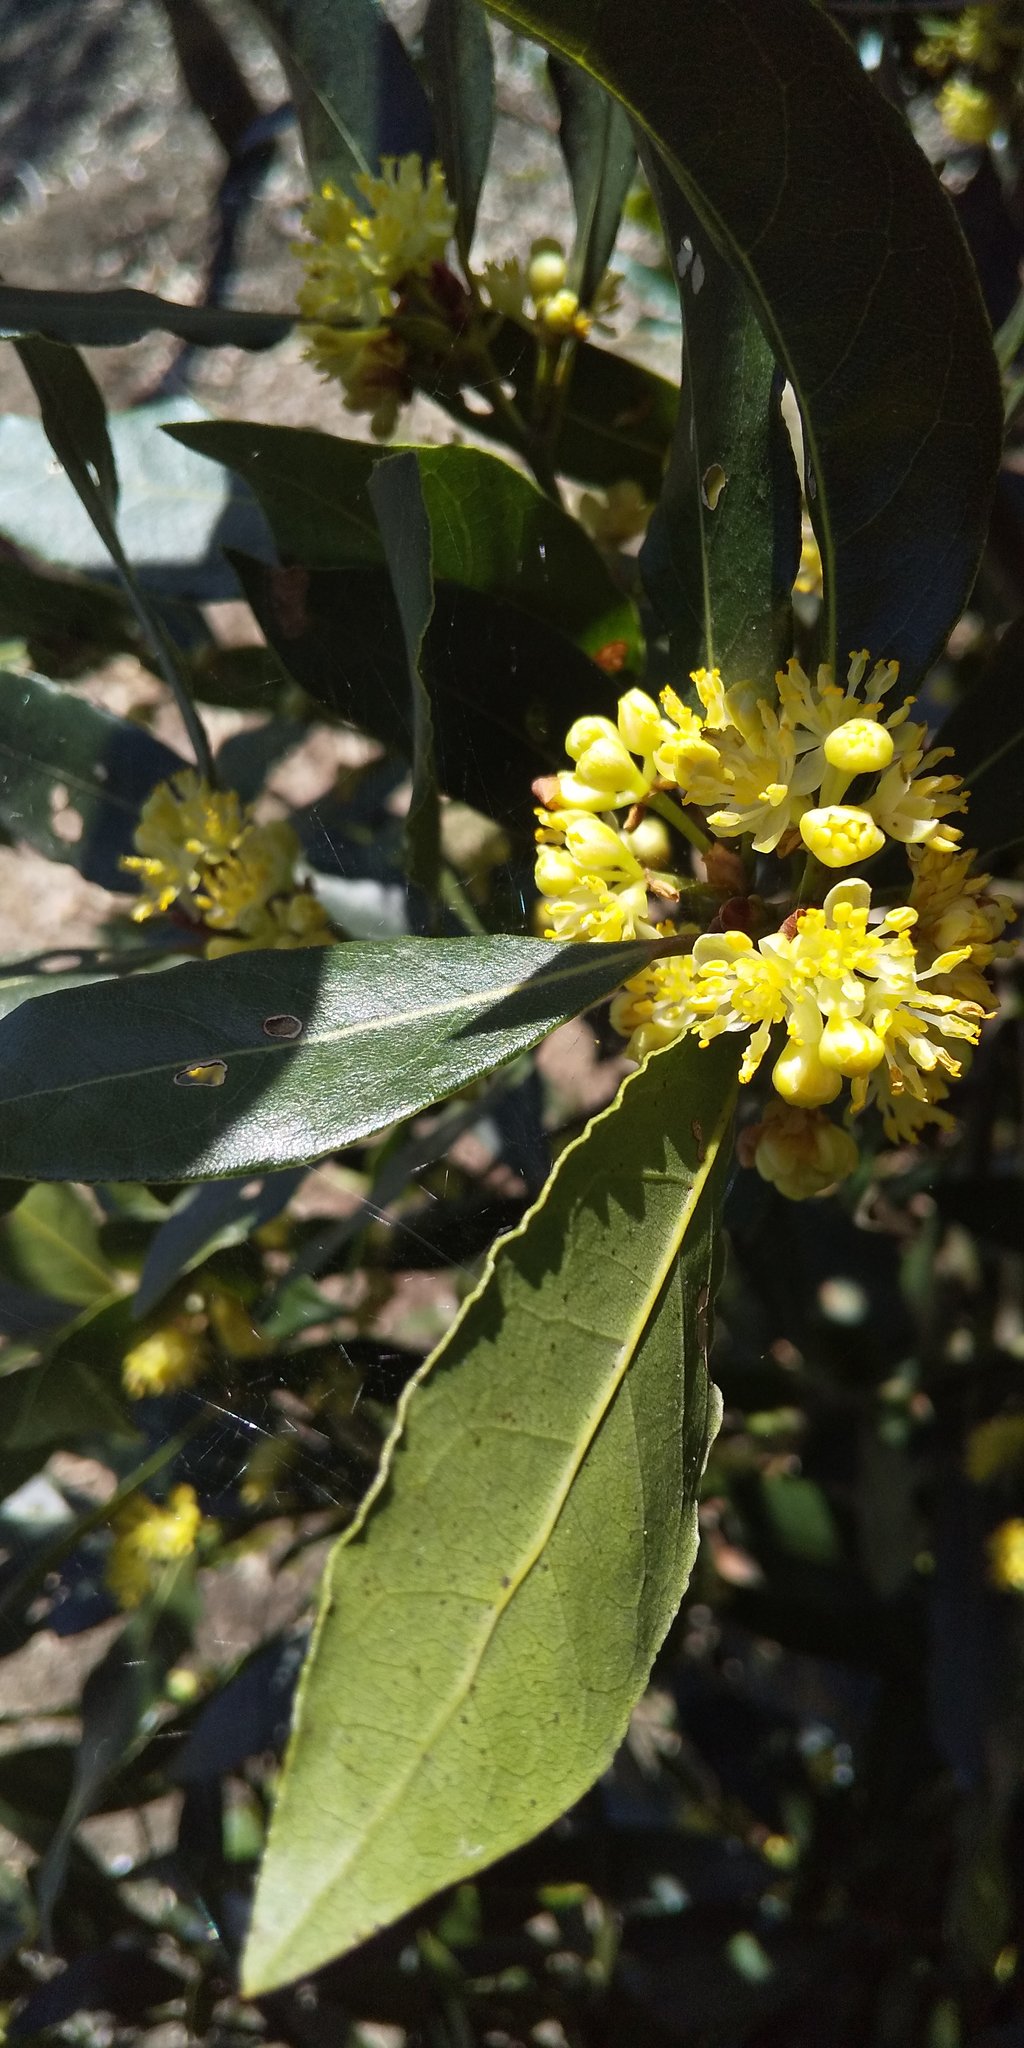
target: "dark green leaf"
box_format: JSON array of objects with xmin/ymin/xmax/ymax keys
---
[
  {"xmin": 0, "ymin": 936, "xmax": 661, "ymax": 1182},
  {"xmin": 133, "ymin": 1173, "xmax": 304, "ymax": 1321},
  {"xmin": 0, "ymin": 284, "xmax": 292, "ymax": 352},
  {"xmin": 937, "ymin": 617, "xmax": 1024, "ymax": 857},
  {"xmin": 423, "ymin": 0, "xmax": 495, "ymax": 258},
  {"xmin": 481, "ymin": 0, "xmax": 1002, "ymax": 679},
  {"xmin": 243, "ymin": 1035, "xmax": 735, "ymax": 1987},
  {"xmin": 0, "ymin": 559, "xmax": 145, "ymax": 675},
  {"xmin": 252, "ymin": 0, "xmax": 433, "ymax": 189},
  {"xmin": 166, "ymin": 425, "xmax": 642, "ymax": 663},
  {"xmin": 369, "ymin": 453, "xmax": 441, "ymax": 900},
  {"xmin": 231, "ymin": 553, "xmax": 616, "ymax": 819},
  {"xmin": 475, "ymin": 320, "xmax": 677, "ymax": 497},
  {"xmin": 640, "ymin": 163, "xmax": 799, "ymax": 675},
  {"xmin": 0, "ymin": 669, "xmax": 185, "ymax": 891},
  {"xmin": 13, "ymin": 334, "xmax": 118, "ymax": 526},
  {"xmin": 549, "ymin": 58, "xmax": 635, "ymax": 304}
]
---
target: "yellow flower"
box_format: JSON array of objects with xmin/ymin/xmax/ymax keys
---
[
  {"xmin": 988, "ymin": 1518, "xmax": 1024, "ymax": 1593},
  {"xmin": 122, "ymin": 1325, "xmax": 207, "ymax": 1399},
  {"xmin": 610, "ymin": 879, "xmax": 985, "ymax": 1131},
  {"xmin": 535, "ymin": 810, "xmax": 662, "ymax": 942},
  {"xmin": 123, "ymin": 772, "xmax": 245, "ymax": 920},
  {"xmin": 578, "ymin": 481, "xmax": 652, "ymax": 548},
  {"xmin": 800, "ymin": 805, "xmax": 886, "ymax": 868},
  {"xmin": 299, "ymin": 322, "xmax": 410, "ymax": 437},
  {"xmin": 106, "ymin": 1484, "xmax": 206, "ymax": 1610},
  {"xmin": 527, "ymin": 238, "xmax": 568, "ymax": 300},
  {"xmin": 123, "ymin": 774, "xmax": 336, "ymax": 957},
  {"xmin": 966, "ymin": 1413, "xmax": 1024, "ymax": 1484},
  {"xmin": 917, "ymin": 7, "xmax": 1019, "ymax": 74},
  {"xmin": 296, "ymin": 158, "xmax": 455, "ymax": 330},
  {"xmin": 745, "ymin": 1101, "xmax": 860, "ymax": 1202},
  {"xmin": 909, "ymin": 844, "xmax": 1014, "ymax": 1006},
  {"xmin": 938, "ymin": 75, "xmax": 1000, "ymax": 142}
]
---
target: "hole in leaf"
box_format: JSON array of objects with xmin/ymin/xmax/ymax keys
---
[
  {"xmin": 262, "ymin": 1014, "xmax": 303, "ymax": 1040},
  {"xmin": 174, "ymin": 1060, "xmax": 227, "ymax": 1088},
  {"xmin": 701, "ymin": 464, "xmax": 727, "ymax": 511}
]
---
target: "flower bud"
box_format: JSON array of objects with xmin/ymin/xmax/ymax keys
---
[
  {"xmin": 621, "ymin": 815, "xmax": 673, "ymax": 868},
  {"xmin": 535, "ymin": 845, "xmax": 580, "ymax": 896},
  {"xmin": 537, "ymin": 287, "xmax": 587, "ymax": 338},
  {"xmin": 563, "ymin": 814, "xmax": 641, "ymax": 875},
  {"xmin": 800, "ymin": 805, "xmax": 886, "ymax": 868},
  {"xmin": 817, "ymin": 1015, "xmax": 886, "ymax": 1075},
  {"xmin": 528, "ymin": 238, "xmax": 567, "ymax": 299},
  {"xmin": 823, "ymin": 717, "xmax": 894, "ymax": 774},
  {"xmin": 616, "ymin": 688, "xmax": 665, "ymax": 755},
  {"xmin": 772, "ymin": 1040, "xmax": 843, "ymax": 1108}
]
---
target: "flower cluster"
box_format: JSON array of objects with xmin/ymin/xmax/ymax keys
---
[
  {"xmin": 535, "ymin": 652, "xmax": 1013, "ymax": 1198},
  {"xmin": 295, "ymin": 156, "xmax": 457, "ymax": 434},
  {"xmin": 915, "ymin": 6, "xmax": 1023, "ymax": 145},
  {"xmin": 121, "ymin": 1322, "xmax": 208, "ymax": 1399},
  {"xmin": 481, "ymin": 237, "xmax": 620, "ymax": 348},
  {"xmin": 105, "ymin": 1484, "xmax": 209, "ymax": 1610},
  {"xmin": 122, "ymin": 771, "xmax": 335, "ymax": 958}
]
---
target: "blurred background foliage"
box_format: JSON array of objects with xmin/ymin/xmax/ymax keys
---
[{"xmin": 0, "ymin": 0, "xmax": 1022, "ymax": 2043}]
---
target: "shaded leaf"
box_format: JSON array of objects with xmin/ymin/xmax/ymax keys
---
[
  {"xmin": 639, "ymin": 161, "xmax": 799, "ymax": 676},
  {"xmin": 167, "ymin": 425, "xmax": 642, "ymax": 664},
  {"xmin": 0, "ymin": 669, "xmax": 185, "ymax": 891},
  {"xmin": 0, "ymin": 936, "xmax": 661, "ymax": 1182},
  {"xmin": 0, "ymin": 1184, "xmax": 114, "ymax": 1307},
  {"xmin": 937, "ymin": 617, "xmax": 1024, "ymax": 857},
  {"xmin": 133, "ymin": 1172, "xmax": 305, "ymax": 1321},
  {"xmin": 423, "ymin": 0, "xmax": 495, "ymax": 259},
  {"xmin": 369, "ymin": 453, "xmax": 441, "ymax": 900},
  {"xmin": 252, "ymin": 0, "xmax": 433, "ymax": 189},
  {"xmin": 549, "ymin": 57, "xmax": 635, "ymax": 304},
  {"xmin": 231, "ymin": 553, "xmax": 616, "ymax": 820},
  {"xmin": 470, "ymin": 320, "xmax": 677, "ymax": 497},
  {"xmin": 244, "ymin": 1034, "xmax": 735, "ymax": 1988},
  {"xmin": 481, "ymin": 0, "xmax": 1002, "ymax": 678},
  {"xmin": 0, "ymin": 558, "xmax": 146, "ymax": 676},
  {"xmin": 0, "ymin": 283, "xmax": 292, "ymax": 352}
]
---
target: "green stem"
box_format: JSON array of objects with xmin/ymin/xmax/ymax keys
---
[{"xmin": 647, "ymin": 789, "xmax": 713, "ymax": 855}]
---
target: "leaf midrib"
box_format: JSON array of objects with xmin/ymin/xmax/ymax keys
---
[{"xmin": 273, "ymin": 1059, "xmax": 734, "ymax": 1955}]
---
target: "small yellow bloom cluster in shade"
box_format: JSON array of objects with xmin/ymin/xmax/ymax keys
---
[
  {"xmin": 121, "ymin": 1322, "xmax": 208, "ymax": 1399},
  {"xmin": 916, "ymin": 6, "xmax": 1023, "ymax": 144},
  {"xmin": 105, "ymin": 1484, "xmax": 207, "ymax": 1610},
  {"xmin": 122, "ymin": 771, "xmax": 335, "ymax": 958},
  {"xmin": 987, "ymin": 1517, "xmax": 1024, "ymax": 1593},
  {"xmin": 294, "ymin": 157, "xmax": 457, "ymax": 435},
  {"xmin": 481, "ymin": 237, "xmax": 620, "ymax": 347},
  {"xmin": 535, "ymin": 652, "xmax": 1014, "ymax": 1198}
]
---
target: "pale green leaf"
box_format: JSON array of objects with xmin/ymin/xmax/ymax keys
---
[{"xmin": 243, "ymin": 1034, "xmax": 736, "ymax": 1990}]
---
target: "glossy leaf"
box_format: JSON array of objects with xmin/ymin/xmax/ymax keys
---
[
  {"xmin": 480, "ymin": 0, "xmax": 1002, "ymax": 678},
  {"xmin": 230, "ymin": 553, "xmax": 616, "ymax": 819},
  {"xmin": 937, "ymin": 616, "xmax": 1024, "ymax": 857},
  {"xmin": 0, "ymin": 936, "xmax": 660, "ymax": 1183},
  {"xmin": 423, "ymin": 0, "xmax": 495, "ymax": 258},
  {"xmin": 252, "ymin": 0, "xmax": 433, "ymax": 189},
  {"xmin": 0, "ymin": 670, "xmax": 185, "ymax": 892},
  {"xmin": 549, "ymin": 58, "xmax": 635, "ymax": 304},
  {"xmin": 0, "ymin": 283, "xmax": 292, "ymax": 352},
  {"xmin": 244, "ymin": 1034, "xmax": 736, "ymax": 1989},
  {"xmin": 166, "ymin": 425, "xmax": 641, "ymax": 665},
  {"xmin": 369, "ymin": 453, "xmax": 441, "ymax": 901},
  {"xmin": 640, "ymin": 164, "xmax": 799, "ymax": 675}
]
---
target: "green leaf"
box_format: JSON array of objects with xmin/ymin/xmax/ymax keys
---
[
  {"xmin": 166, "ymin": 426, "xmax": 642, "ymax": 665},
  {"xmin": 549, "ymin": 58, "xmax": 635, "ymax": 304},
  {"xmin": 480, "ymin": 0, "xmax": 1002, "ymax": 678},
  {"xmin": 133, "ymin": 1173, "xmax": 305, "ymax": 1321},
  {"xmin": 0, "ymin": 669, "xmax": 185, "ymax": 892},
  {"xmin": 937, "ymin": 617, "xmax": 1024, "ymax": 858},
  {"xmin": 0, "ymin": 284, "xmax": 292, "ymax": 352},
  {"xmin": 0, "ymin": 936, "xmax": 661, "ymax": 1183},
  {"xmin": 639, "ymin": 164, "xmax": 799, "ymax": 675},
  {"xmin": 0, "ymin": 559, "xmax": 146, "ymax": 676},
  {"xmin": 423, "ymin": 0, "xmax": 496, "ymax": 259},
  {"xmin": 0, "ymin": 1185, "xmax": 115, "ymax": 1306},
  {"xmin": 230, "ymin": 553, "xmax": 616, "ymax": 818},
  {"xmin": 243, "ymin": 1034, "xmax": 736, "ymax": 1990},
  {"xmin": 252, "ymin": 0, "xmax": 433, "ymax": 189},
  {"xmin": 369, "ymin": 453, "xmax": 441, "ymax": 901}
]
